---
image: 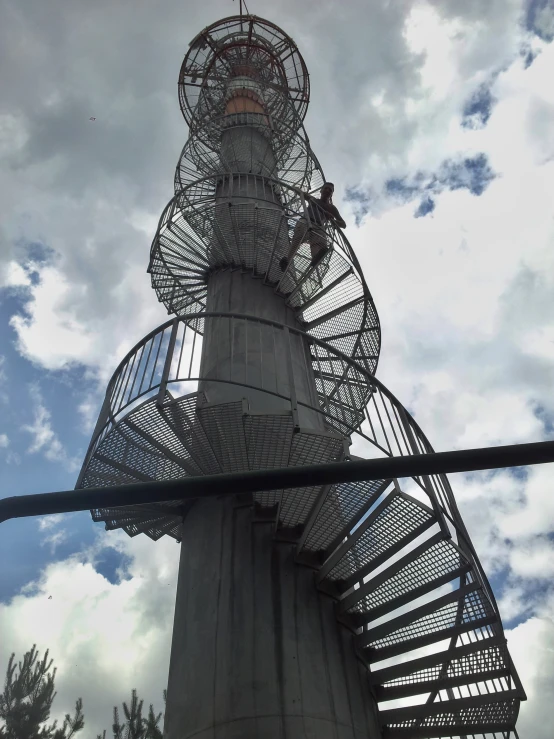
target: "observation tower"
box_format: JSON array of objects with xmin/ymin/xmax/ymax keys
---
[{"xmin": 77, "ymin": 14, "xmax": 525, "ymax": 739}]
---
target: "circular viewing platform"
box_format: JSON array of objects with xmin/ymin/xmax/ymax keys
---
[{"xmin": 178, "ymin": 15, "xmax": 310, "ymax": 128}]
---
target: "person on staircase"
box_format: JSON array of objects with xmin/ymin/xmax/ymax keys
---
[{"xmin": 279, "ymin": 182, "xmax": 347, "ymax": 272}]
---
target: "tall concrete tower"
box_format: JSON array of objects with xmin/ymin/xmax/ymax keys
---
[{"xmin": 77, "ymin": 14, "xmax": 525, "ymax": 739}]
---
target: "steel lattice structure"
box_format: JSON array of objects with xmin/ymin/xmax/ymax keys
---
[{"xmin": 77, "ymin": 14, "xmax": 524, "ymax": 739}]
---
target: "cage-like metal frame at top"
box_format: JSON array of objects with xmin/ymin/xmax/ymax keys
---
[{"xmin": 178, "ymin": 15, "xmax": 310, "ymax": 131}]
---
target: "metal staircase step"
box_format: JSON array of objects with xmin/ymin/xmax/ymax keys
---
[
  {"xmin": 95, "ymin": 453, "xmax": 156, "ymax": 482},
  {"xmin": 379, "ymin": 690, "xmax": 520, "ymax": 739},
  {"xmin": 337, "ymin": 534, "xmax": 471, "ymax": 628},
  {"xmin": 369, "ymin": 634, "xmax": 506, "ymax": 686},
  {"xmin": 296, "ymin": 478, "xmax": 391, "ymax": 564},
  {"xmin": 277, "ymin": 427, "xmax": 345, "ymax": 530},
  {"xmin": 357, "ymin": 583, "xmax": 481, "ymax": 649},
  {"xmin": 136, "ymin": 511, "xmax": 189, "ymax": 542},
  {"xmin": 124, "ymin": 411, "xmax": 203, "ymax": 477},
  {"xmin": 195, "ymin": 400, "xmax": 249, "ymax": 473},
  {"xmin": 243, "ymin": 412, "xmax": 295, "ymax": 511},
  {"xmin": 122, "ymin": 512, "xmax": 178, "ymax": 538},
  {"xmin": 316, "ymin": 491, "xmax": 436, "ymax": 597},
  {"xmin": 361, "ymin": 614, "xmax": 499, "ymax": 665},
  {"xmin": 376, "ymin": 664, "xmax": 512, "ymax": 701},
  {"xmin": 158, "ymin": 393, "xmax": 221, "ymax": 474},
  {"xmin": 92, "ymin": 419, "xmax": 190, "ymax": 483}
]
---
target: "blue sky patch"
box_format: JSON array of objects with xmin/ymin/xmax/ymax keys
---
[
  {"xmin": 526, "ymin": 0, "xmax": 554, "ymax": 42},
  {"xmin": 0, "ymin": 275, "xmax": 103, "ymax": 602},
  {"xmin": 441, "ymin": 153, "xmax": 496, "ymax": 196},
  {"xmin": 414, "ymin": 196, "xmax": 435, "ymax": 218},
  {"xmin": 462, "ymin": 84, "xmax": 496, "ymax": 129},
  {"xmin": 95, "ymin": 546, "xmax": 133, "ymax": 585},
  {"xmin": 346, "ymin": 153, "xmax": 495, "ymax": 224},
  {"xmin": 344, "ymin": 186, "xmax": 373, "ymax": 226},
  {"xmin": 383, "ymin": 153, "xmax": 495, "ymax": 213},
  {"xmin": 0, "ymin": 514, "xmax": 98, "ymax": 602}
]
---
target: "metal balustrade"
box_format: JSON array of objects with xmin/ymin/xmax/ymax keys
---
[
  {"xmin": 149, "ymin": 178, "xmax": 381, "ymax": 375},
  {"xmin": 76, "ymin": 309, "xmax": 525, "ymax": 737},
  {"xmin": 78, "ymin": 311, "xmax": 488, "ymax": 595},
  {"xmin": 176, "ymin": 112, "xmax": 325, "ymax": 199}
]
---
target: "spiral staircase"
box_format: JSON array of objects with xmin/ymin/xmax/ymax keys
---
[{"xmin": 77, "ymin": 15, "xmax": 524, "ymax": 738}]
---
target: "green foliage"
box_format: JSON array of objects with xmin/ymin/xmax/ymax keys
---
[
  {"xmin": 1, "ymin": 646, "xmax": 164, "ymax": 739},
  {"xmin": 0, "ymin": 645, "xmax": 84, "ymax": 739},
  {"xmin": 96, "ymin": 689, "xmax": 164, "ymax": 739}
]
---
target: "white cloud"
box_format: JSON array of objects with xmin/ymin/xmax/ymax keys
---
[
  {"xmin": 37, "ymin": 514, "xmax": 70, "ymax": 553},
  {"xmin": 21, "ymin": 385, "xmax": 79, "ymax": 471},
  {"xmin": 507, "ymin": 616, "xmax": 554, "ymax": 739},
  {"xmin": 0, "ymin": 532, "xmax": 177, "ymax": 734},
  {"xmin": 40, "ymin": 528, "xmax": 69, "ymax": 555},
  {"xmin": 38, "ymin": 514, "xmax": 66, "ymax": 531},
  {"xmin": 0, "ymin": 433, "xmax": 8, "ymax": 448},
  {"xmin": 0, "ymin": 260, "xmax": 31, "ymax": 289}
]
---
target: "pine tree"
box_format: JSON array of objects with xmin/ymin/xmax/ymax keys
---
[
  {"xmin": 0, "ymin": 645, "xmax": 84, "ymax": 739},
  {"xmin": 97, "ymin": 689, "xmax": 164, "ymax": 739},
  {"xmin": 1, "ymin": 647, "xmax": 165, "ymax": 739}
]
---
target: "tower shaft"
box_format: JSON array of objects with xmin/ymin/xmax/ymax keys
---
[{"xmin": 165, "ymin": 496, "xmax": 380, "ymax": 738}]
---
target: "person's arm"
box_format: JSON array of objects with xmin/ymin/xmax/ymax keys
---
[{"xmin": 330, "ymin": 204, "xmax": 346, "ymax": 229}]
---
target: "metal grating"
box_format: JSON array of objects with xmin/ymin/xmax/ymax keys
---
[
  {"xmin": 244, "ymin": 413, "xmax": 295, "ymax": 508},
  {"xmin": 384, "ymin": 695, "xmax": 519, "ymax": 731},
  {"xmin": 278, "ymin": 430, "xmax": 345, "ymax": 528},
  {"xmin": 196, "ymin": 401, "xmax": 249, "ymax": 473},
  {"xmin": 347, "ymin": 539, "xmax": 468, "ymax": 616},
  {"xmin": 301, "ymin": 478, "xmax": 389, "ymax": 554},
  {"xmin": 383, "ymin": 642, "xmax": 511, "ymax": 688},
  {"xmin": 323, "ymin": 494, "xmax": 435, "ymax": 584},
  {"xmin": 366, "ymin": 587, "xmax": 495, "ymax": 655},
  {"xmin": 158, "ymin": 394, "xmax": 221, "ymax": 474}
]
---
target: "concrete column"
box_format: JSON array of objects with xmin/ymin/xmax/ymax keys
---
[
  {"xmin": 200, "ymin": 120, "xmax": 324, "ymax": 429},
  {"xmin": 199, "ymin": 271, "xmax": 324, "ymax": 429},
  {"xmin": 164, "ymin": 496, "xmax": 382, "ymax": 739}
]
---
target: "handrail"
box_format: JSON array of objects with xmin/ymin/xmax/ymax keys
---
[
  {"xmin": 149, "ymin": 174, "xmax": 381, "ymax": 376},
  {"xmin": 78, "ymin": 310, "xmax": 516, "ymax": 612}
]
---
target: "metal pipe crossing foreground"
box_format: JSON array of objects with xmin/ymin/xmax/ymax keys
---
[{"xmin": 2, "ymin": 438, "xmax": 553, "ymax": 524}]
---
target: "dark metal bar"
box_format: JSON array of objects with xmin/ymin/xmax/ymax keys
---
[
  {"xmin": 157, "ymin": 318, "xmax": 179, "ymax": 404},
  {"xmin": 1, "ymin": 439, "xmax": 554, "ymax": 523}
]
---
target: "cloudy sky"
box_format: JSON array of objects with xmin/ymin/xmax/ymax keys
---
[{"xmin": 1, "ymin": 0, "xmax": 553, "ymax": 735}]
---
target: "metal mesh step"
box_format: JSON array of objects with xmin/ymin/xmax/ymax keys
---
[
  {"xmin": 380, "ymin": 691, "xmax": 520, "ymax": 739},
  {"xmin": 316, "ymin": 492, "xmax": 436, "ymax": 595},
  {"xmin": 339, "ymin": 536, "xmax": 471, "ymax": 626}
]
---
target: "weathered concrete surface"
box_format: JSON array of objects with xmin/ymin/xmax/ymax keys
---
[
  {"xmin": 200, "ymin": 271, "xmax": 325, "ymax": 429},
  {"xmin": 164, "ymin": 496, "xmax": 382, "ymax": 739}
]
